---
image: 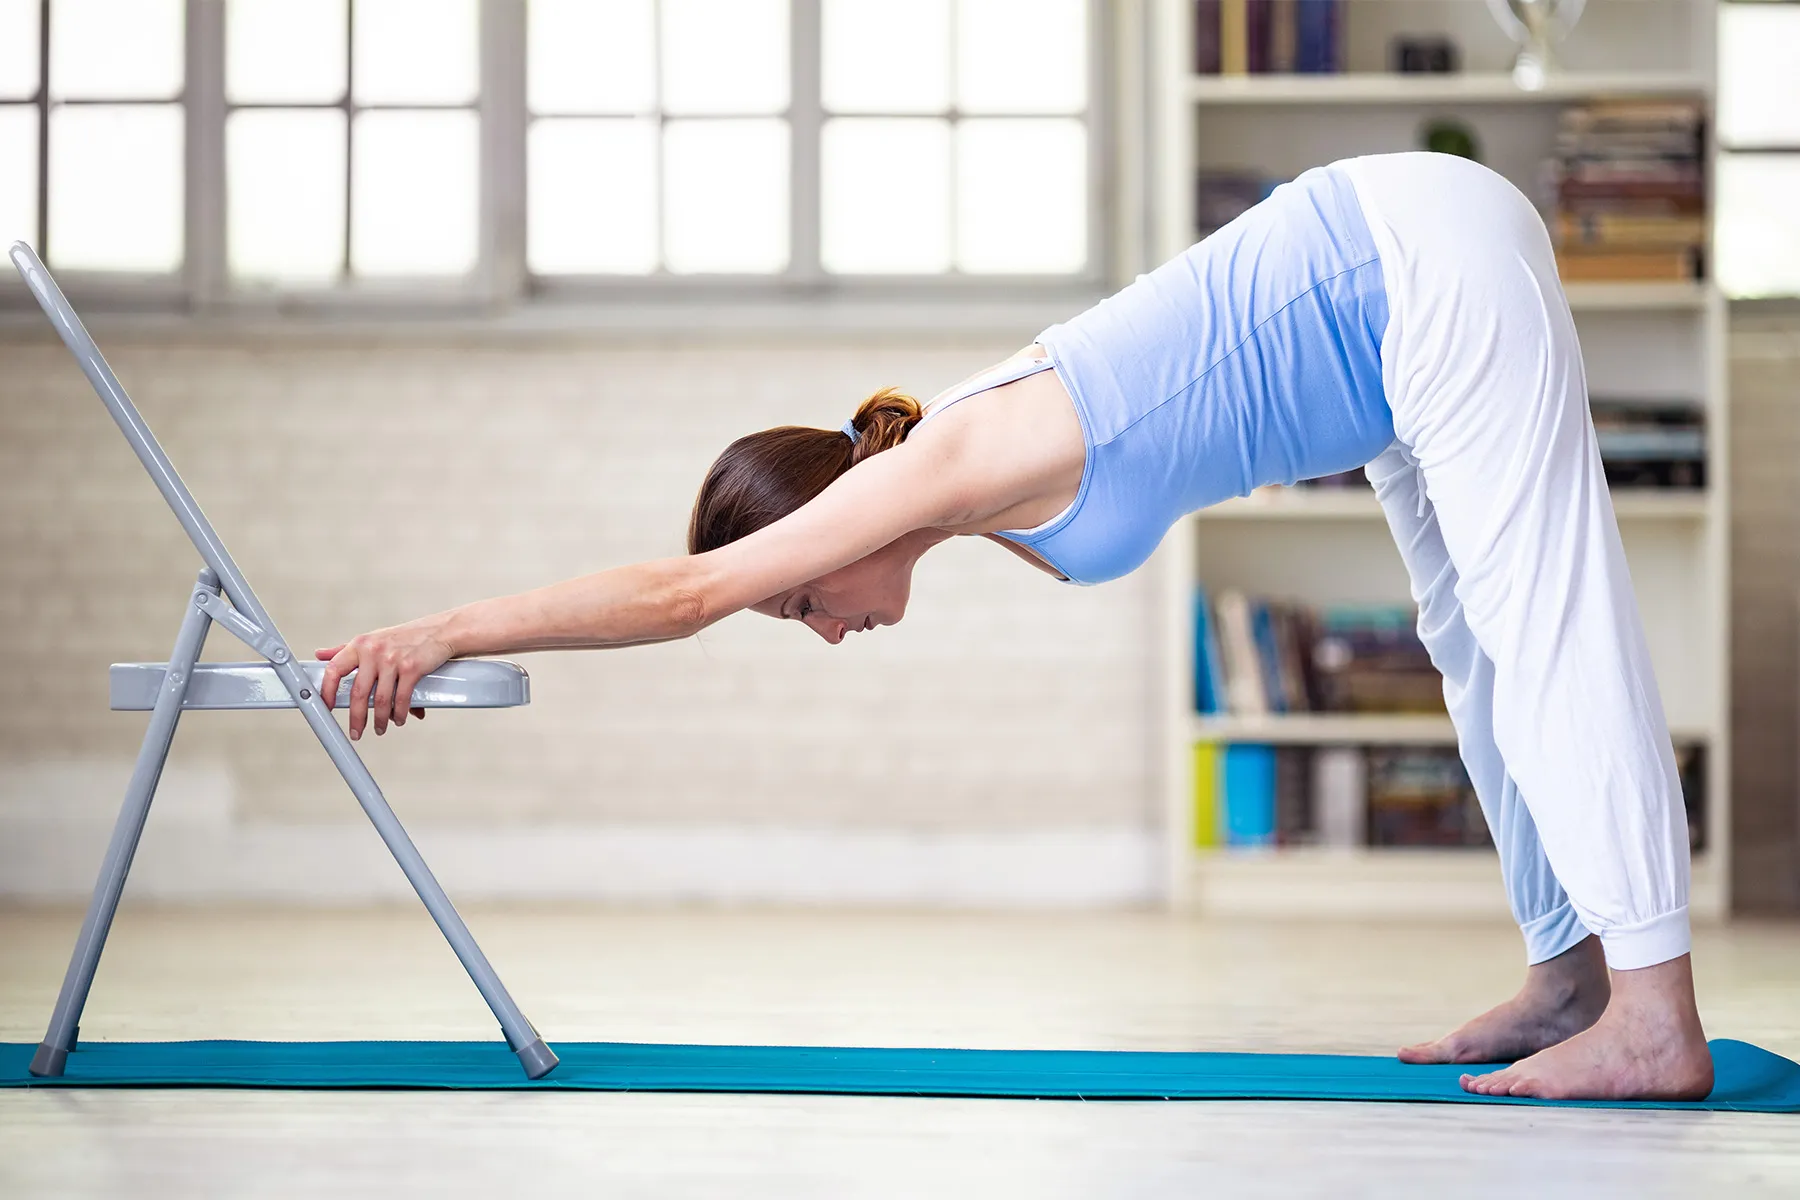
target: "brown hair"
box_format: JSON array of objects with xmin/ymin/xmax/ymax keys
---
[{"xmin": 687, "ymin": 387, "xmax": 922, "ymax": 555}]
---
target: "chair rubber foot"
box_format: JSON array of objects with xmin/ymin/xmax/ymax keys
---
[
  {"xmin": 516, "ymin": 1038, "xmax": 559, "ymax": 1080},
  {"xmin": 28, "ymin": 1043, "xmax": 68, "ymax": 1078}
]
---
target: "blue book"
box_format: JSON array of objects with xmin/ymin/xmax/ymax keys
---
[
  {"xmin": 1224, "ymin": 744, "xmax": 1278, "ymax": 846},
  {"xmin": 1294, "ymin": 0, "xmax": 1335, "ymax": 74},
  {"xmin": 1250, "ymin": 601, "xmax": 1286, "ymax": 713},
  {"xmin": 1193, "ymin": 589, "xmax": 1225, "ymax": 714}
]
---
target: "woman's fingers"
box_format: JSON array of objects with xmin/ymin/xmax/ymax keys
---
[
  {"xmin": 392, "ymin": 674, "xmax": 422, "ymax": 727},
  {"xmin": 372, "ymin": 668, "xmax": 395, "ymax": 736},
  {"xmin": 314, "ymin": 645, "xmax": 345, "ymax": 661},
  {"xmin": 347, "ymin": 643, "xmax": 378, "ymax": 740},
  {"xmin": 319, "ymin": 643, "xmax": 360, "ymax": 713}
]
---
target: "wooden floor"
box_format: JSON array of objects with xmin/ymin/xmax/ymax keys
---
[{"xmin": 3, "ymin": 907, "xmax": 1798, "ymax": 1197}]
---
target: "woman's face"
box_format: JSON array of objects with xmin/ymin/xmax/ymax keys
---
[{"xmin": 749, "ymin": 540, "xmax": 919, "ymax": 644}]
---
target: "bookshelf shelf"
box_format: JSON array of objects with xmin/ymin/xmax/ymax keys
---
[
  {"xmin": 1152, "ymin": 0, "xmax": 1729, "ymax": 921},
  {"xmin": 1184, "ymin": 846, "xmax": 1725, "ymax": 920},
  {"xmin": 1190, "ymin": 712, "xmax": 1715, "ymax": 746},
  {"xmin": 1182, "ymin": 71, "xmax": 1708, "ymax": 107},
  {"xmin": 1195, "ymin": 489, "xmax": 1712, "ymax": 522},
  {"xmin": 1563, "ymin": 281, "xmax": 1711, "ymax": 312}
]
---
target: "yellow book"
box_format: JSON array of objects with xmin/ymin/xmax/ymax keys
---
[
  {"xmin": 1193, "ymin": 741, "xmax": 1221, "ymax": 848},
  {"xmin": 1220, "ymin": 0, "xmax": 1249, "ymax": 76}
]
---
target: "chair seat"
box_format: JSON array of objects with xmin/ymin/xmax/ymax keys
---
[{"xmin": 109, "ymin": 660, "xmax": 531, "ymax": 711}]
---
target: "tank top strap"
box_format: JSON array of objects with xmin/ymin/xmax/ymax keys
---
[{"xmin": 914, "ymin": 353, "xmax": 1056, "ymax": 429}]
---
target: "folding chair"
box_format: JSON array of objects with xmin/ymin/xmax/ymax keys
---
[{"xmin": 9, "ymin": 242, "xmax": 558, "ymax": 1080}]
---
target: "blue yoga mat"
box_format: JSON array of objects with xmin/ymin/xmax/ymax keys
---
[{"xmin": 4, "ymin": 1039, "xmax": 1797, "ymax": 1110}]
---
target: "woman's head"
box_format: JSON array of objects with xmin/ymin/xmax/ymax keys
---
[{"xmin": 688, "ymin": 387, "xmax": 930, "ymax": 643}]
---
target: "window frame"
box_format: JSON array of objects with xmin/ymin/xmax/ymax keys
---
[
  {"xmin": 4, "ymin": 0, "xmax": 1118, "ymax": 318},
  {"xmin": 1715, "ymin": 0, "xmax": 1800, "ymax": 305}
]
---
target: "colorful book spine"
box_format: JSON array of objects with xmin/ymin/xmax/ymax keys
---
[
  {"xmin": 1193, "ymin": 589, "xmax": 1225, "ymax": 714},
  {"xmin": 1293, "ymin": 0, "xmax": 1336, "ymax": 73},
  {"xmin": 1194, "ymin": 0, "xmax": 1222, "ymax": 75},
  {"xmin": 1193, "ymin": 741, "xmax": 1222, "ymax": 848},
  {"xmin": 1220, "ymin": 0, "xmax": 1249, "ymax": 76},
  {"xmin": 1223, "ymin": 744, "xmax": 1278, "ymax": 846}
]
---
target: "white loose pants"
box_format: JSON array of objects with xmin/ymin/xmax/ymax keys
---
[{"xmin": 1341, "ymin": 153, "xmax": 1692, "ymax": 971}]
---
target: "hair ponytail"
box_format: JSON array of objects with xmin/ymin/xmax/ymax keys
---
[
  {"xmin": 687, "ymin": 387, "xmax": 924, "ymax": 555},
  {"xmin": 846, "ymin": 387, "xmax": 923, "ymax": 466}
]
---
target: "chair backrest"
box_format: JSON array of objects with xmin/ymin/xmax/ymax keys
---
[{"xmin": 9, "ymin": 242, "xmax": 284, "ymax": 638}]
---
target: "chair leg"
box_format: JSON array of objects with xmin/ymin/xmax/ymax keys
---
[
  {"xmin": 30, "ymin": 570, "xmax": 217, "ymax": 1077},
  {"xmin": 274, "ymin": 659, "xmax": 558, "ymax": 1080}
]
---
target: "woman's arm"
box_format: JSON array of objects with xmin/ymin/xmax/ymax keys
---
[{"xmin": 318, "ymin": 430, "xmax": 985, "ymax": 739}]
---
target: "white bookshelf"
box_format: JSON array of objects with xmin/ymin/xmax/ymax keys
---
[{"xmin": 1149, "ymin": 0, "xmax": 1730, "ymax": 921}]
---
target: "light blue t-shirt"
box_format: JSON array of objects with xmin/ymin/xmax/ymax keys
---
[{"xmin": 1015, "ymin": 163, "xmax": 1393, "ymax": 585}]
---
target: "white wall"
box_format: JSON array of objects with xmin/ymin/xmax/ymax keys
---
[{"xmin": 0, "ymin": 328, "xmax": 1160, "ymax": 906}]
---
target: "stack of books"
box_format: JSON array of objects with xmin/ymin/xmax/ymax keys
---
[
  {"xmin": 1194, "ymin": 592, "xmax": 1444, "ymax": 717},
  {"xmin": 1194, "ymin": 0, "xmax": 1343, "ymax": 75},
  {"xmin": 1551, "ymin": 99, "xmax": 1707, "ymax": 283},
  {"xmin": 1591, "ymin": 397, "xmax": 1706, "ymax": 489}
]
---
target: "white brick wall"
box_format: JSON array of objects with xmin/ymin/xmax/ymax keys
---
[
  {"xmin": 0, "ymin": 330, "xmax": 1158, "ymax": 903},
  {"xmin": 3, "ymin": 317, "xmax": 1794, "ymax": 908}
]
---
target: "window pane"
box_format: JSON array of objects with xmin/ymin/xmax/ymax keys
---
[
  {"xmin": 529, "ymin": 117, "xmax": 657, "ymax": 274},
  {"xmin": 350, "ymin": 110, "xmax": 478, "ymax": 276},
  {"xmin": 228, "ymin": 109, "xmax": 346, "ymax": 283},
  {"xmin": 1718, "ymin": 4, "xmax": 1800, "ymax": 149},
  {"xmin": 48, "ymin": 104, "xmax": 183, "ymax": 271},
  {"xmin": 353, "ymin": 0, "xmax": 478, "ymax": 106},
  {"xmin": 49, "ymin": 0, "xmax": 183, "ymax": 100},
  {"xmin": 528, "ymin": 0, "xmax": 654, "ymax": 115},
  {"xmin": 956, "ymin": 118, "xmax": 1085, "ymax": 274},
  {"xmin": 227, "ymin": 0, "xmax": 348, "ymax": 105},
  {"xmin": 821, "ymin": 0, "xmax": 949, "ymax": 115},
  {"xmin": 663, "ymin": 118, "xmax": 787, "ymax": 273},
  {"xmin": 1716, "ymin": 154, "xmax": 1800, "ymax": 299},
  {"xmin": 661, "ymin": 0, "xmax": 787, "ymax": 115},
  {"xmin": 0, "ymin": 105, "xmax": 37, "ymax": 246},
  {"xmin": 0, "ymin": 0, "xmax": 40, "ymax": 99},
  {"xmin": 957, "ymin": 0, "xmax": 1085, "ymax": 115},
  {"xmin": 822, "ymin": 118, "xmax": 950, "ymax": 273}
]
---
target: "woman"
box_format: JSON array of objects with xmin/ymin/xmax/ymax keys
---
[{"xmin": 318, "ymin": 152, "xmax": 1711, "ymax": 1102}]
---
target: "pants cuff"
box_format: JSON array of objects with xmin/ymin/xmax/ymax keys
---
[
  {"xmin": 1598, "ymin": 907, "xmax": 1692, "ymax": 971},
  {"xmin": 1519, "ymin": 901, "xmax": 1592, "ymax": 966}
]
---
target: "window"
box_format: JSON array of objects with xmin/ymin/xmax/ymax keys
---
[
  {"xmin": 225, "ymin": 0, "xmax": 481, "ymax": 284},
  {"xmin": 526, "ymin": 0, "xmax": 793, "ymax": 276},
  {"xmin": 524, "ymin": 0, "xmax": 1093, "ymax": 282},
  {"xmin": 2, "ymin": 0, "xmax": 187, "ymax": 275},
  {"xmin": 819, "ymin": 0, "xmax": 1088, "ymax": 276},
  {"xmin": 1716, "ymin": 1, "xmax": 1800, "ymax": 299},
  {"xmin": 2, "ymin": 0, "xmax": 1100, "ymax": 305}
]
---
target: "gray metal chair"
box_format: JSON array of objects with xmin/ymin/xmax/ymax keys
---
[{"xmin": 9, "ymin": 242, "xmax": 558, "ymax": 1080}]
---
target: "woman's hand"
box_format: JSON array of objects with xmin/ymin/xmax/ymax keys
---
[{"xmin": 315, "ymin": 617, "xmax": 455, "ymax": 741}]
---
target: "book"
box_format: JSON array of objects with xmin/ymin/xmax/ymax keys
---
[
  {"xmin": 1215, "ymin": 590, "xmax": 1269, "ymax": 714},
  {"xmin": 1312, "ymin": 746, "xmax": 1366, "ymax": 847},
  {"xmin": 1293, "ymin": 0, "xmax": 1337, "ymax": 73},
  {"xmin": 1556, "ymin": 249, "xmax": 1700, "ymax": 282},
  {"xmin": 1223, "ymin": 743, "xmax": 1277, "ymax": 846},
  {"xmin": 1365, "ymin": 748, "xmax": 1487, "ymax": 848},
  {"xmin": 1220, "ymin": 0, "xmax": 1249, "ymax": 76},
  {"xmin": 1556, "ymin": 212, "xmax": 1708, "ymax": 251},
  {"xmin": 1275, "ymin": 746, "xmax": 1312, "ymax": 844},
  {"xmin": 1246, "ymin": 0, "xmax": 1271, "ymax": 72},
  {"xmin": 1195, "ymin": 0, "xmax": 1222, "ymax": 74},
  {"xmin": 1268, "ymin": 0, "xmax": 1297, "ymax": 73},
  {"xmin": 1193, "ymin": 741, "xmax": 1222, "ymax": 848},
  {"xmin": 1194, "ymin": 589, "xmax": 1226, "ymax": 713}
]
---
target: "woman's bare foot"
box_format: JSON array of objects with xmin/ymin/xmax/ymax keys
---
[
  {"xmin": 1461, "ymin": 954, "xmax": 1713, "ymax": 1101},
  {"xmin": 1398, "ymin": 935, "xmax": 1609, "ymax": 1065}
]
